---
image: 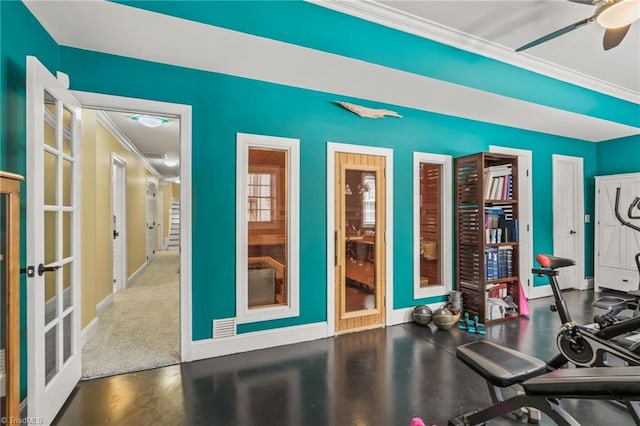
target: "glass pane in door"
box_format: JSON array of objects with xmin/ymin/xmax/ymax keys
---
[
  {"xmin": 344, "ymin": 170, "xmax": 376, "ymax": 312},
  {"xmin": 62, "ymin": 159, "xmax": 72, "ymax": 207},
  {"xmin": 44, "ymin": 91, "xmax": 57, "ymax": 149},
  {"xmin": 44, "ymin": 151, "xmax": 57, "ymax": 206},
  {"xmin": 63, "ymin": 313, "xmax": 72, "ymax": 362},
  {"xmin": 45, "ymin": 326, "xmax": 58, "ymax": 384},
  {"xmin": 62, "ymin": 106, "xmax": 73, "ymax": 156},
  {"xmin": 62, "ymin": 262, "xmax": 72, "ymax": 310}
]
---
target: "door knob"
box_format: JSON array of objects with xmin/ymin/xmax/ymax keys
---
[
  {"xmin": 113, "ymin": 230, "xmax": 120, "ymax": 239},
  {"xmin": 38, "ymin": 263, "xmax": 61, "ymax": 276},
  {"xmin": 569, "ymin": 230, "xmax": 576, "ymax": 235}
]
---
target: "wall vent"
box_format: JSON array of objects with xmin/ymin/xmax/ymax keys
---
[
  {"xmin": 212, "ymin": 318, "xmax": 236, "ymax": 339},
  {"xmin": 142, "ymin": 152, "xmax": 167, "ymax": 160}
]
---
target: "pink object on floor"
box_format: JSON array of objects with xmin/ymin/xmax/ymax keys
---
[
  {"xmin": 410, "ymin": 417, "xmax": 426, "ymax": 426},
  {"xmin": 519, "ymin": 280, "xmax": 530, "ymax": 317}
]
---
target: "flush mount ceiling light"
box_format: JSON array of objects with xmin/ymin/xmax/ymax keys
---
[
  {"xmin": 131, "ymin": 114, "xmax": 169, "ymax": 128},
  {"xmin": 164, "ymin": 159, "xmax": 178, "ymax": 167}
]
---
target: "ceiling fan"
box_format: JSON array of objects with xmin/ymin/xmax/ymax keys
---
[{"xmin": 516, "ymin": 0, "xmax": 640, "ymax": 51}]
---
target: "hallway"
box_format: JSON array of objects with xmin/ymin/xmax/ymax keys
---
[
  {"xmin": 57, "ymin": 289, "xmax": 635, "ymax": 425},
  {"xmin": 82, "ymin": 251, "xmax": 180, "ymax": 379}
]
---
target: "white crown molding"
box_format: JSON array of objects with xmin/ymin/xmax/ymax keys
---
[
  {"xmin": 308, "ymin": 0, "xmax": 640, "ymax": 104},
  {"xmin": 96, "ymin": 111, "xmax": 162, "ymax": 178}
]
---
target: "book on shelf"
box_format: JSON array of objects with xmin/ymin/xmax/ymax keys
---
[
  {"xmin": 485, "ymin": 246, "xmax": 514, "ymax": 280},
  {"xmin": 484, "ymin": 165, "xmax": 513, "ymax": 200}
]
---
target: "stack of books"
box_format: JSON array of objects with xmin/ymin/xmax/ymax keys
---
[
  {"xmin": 484, "ymin": 246, "xmax": 514, "ymax": 280},
  {"xmin": 484, "ymin": 164, "xmax": 513, "ymax": 200}
]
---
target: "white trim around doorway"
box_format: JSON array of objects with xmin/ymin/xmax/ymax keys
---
[
  {"xmin": 326, "ymin": 142, "xmax": 394, "ymax": 337},
  {"xmin": 72, "ymin": 90, "xmax": 193, "ymax": 362}
]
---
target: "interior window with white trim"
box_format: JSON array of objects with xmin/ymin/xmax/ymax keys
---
[
  {"xmin": 237, "ymin": 133, "xmax": 299, "ymax": 323},
  {"xmin": 414, "ymin": 152, "xmax": 452, "ymax": 299}
]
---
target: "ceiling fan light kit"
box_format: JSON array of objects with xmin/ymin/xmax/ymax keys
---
[
  {"xmin": 597, "ymin": 0, "xmax": 640, "ymax": 28},
  {"xmin": 515, "ymin": 0, "xmax": 639, "ymax": 52}
]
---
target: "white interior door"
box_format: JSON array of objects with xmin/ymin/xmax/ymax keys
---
[
  {"xmin": 146, "ymin": 180, "xmax": 156, "ymax": 262},
  {"xmin": 111, "ymin": 157, "xmax": 126, "ymax": 292},
  {"xmin": 553, "ymin": 155, "xmax": 584, "ymax": 290},
  {"xmin": 26, "ymin": 56, "xmax": 82, "ymax": 424},
  {"xmin": 157, "ymin": 191, "xmax": 164, "ymax": 250}
]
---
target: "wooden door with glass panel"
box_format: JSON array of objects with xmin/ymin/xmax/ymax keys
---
[{"xmin": 335, "ymin": 152, "xmax": 386, "ymax": 332}]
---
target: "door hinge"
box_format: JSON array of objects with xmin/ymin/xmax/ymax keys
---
[
  {"xmin": 384, "ymin": 296, "xmax": 386, "ymax": 307},
  {"xmin": 526, "ymin": 169, "xmax": 529, "ymax": 177},
  {"xmin": 527, "ymin": 224, "xmax": 530, "ymax": 232},
  {"xmin": 527, "ymin": 279, "xmax": 531, "ymax": 287}
]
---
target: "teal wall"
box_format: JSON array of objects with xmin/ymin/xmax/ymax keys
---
[
  {"xmin": 114, "ymin": 0, "xmax": 639, "ymax": 128},
  {"xmin": 58, "ymin": 46, "xmax": 598, "ymax": 336},
  {"xmin": 0, "ymin": 2, "xmax": 634, "ymax": 401},
  {"xmin": 1, "ymin": 0, "xmax": 60, "ymax": 401},
  {"xmin": 596, "ymin": 135, "xmax": 640, "ymax": 175}
]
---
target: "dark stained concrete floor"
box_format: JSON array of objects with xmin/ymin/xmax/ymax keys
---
[{"xmin": 53, "ymin": 289, "xmax": 638, "ymax": 425}]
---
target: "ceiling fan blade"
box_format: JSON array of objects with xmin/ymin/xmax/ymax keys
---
[
  {"xmin": 603, "ymin": 24, "xmax": 631, "ymax": 50},
  {"xmin": 515, "ymin": 16, "xmax": 594, "ymax": 52}
]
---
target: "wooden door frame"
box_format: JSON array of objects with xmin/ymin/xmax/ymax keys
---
[
  {"xmin": 326, "ymin": 143, "xmax": 393, "ymax": 337},
  {"xmin": 553, "ymin": 154, "xmax": 585, "ymax": 290}
]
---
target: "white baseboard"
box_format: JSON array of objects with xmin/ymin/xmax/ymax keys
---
[
  {"xmin": 127, "ymin": 262, "xmax": 147, "ymax": 286},
  {"xmin": 96, "ymin": 293, "xmax": 113, "ymax": 314},
  {"xmin": 81, "ymin": 317, "xmax": 99, "ymax": 348},
  {"xmin": 191, "ymin": 322, "xmax": 328, "ymax": 361},
  {"xmin": 583, "ymin": 277, "xmax": 594, "ymax": 290}
]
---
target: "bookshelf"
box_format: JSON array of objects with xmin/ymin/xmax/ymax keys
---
[{"xmin": 454, "ymin": 153, "xmax": 520, "ymax": 324}]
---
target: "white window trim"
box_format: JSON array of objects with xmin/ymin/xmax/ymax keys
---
[
  {"xmin": 236, "ymin": 133, "xmax": 300, "ymax": 324},
  {"xmin": 413, "ymin": 152, "xmax": 452, "ymax": 299}
]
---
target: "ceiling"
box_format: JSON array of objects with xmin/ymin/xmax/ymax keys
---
[
  {"xmin": 101, "ymin": 110, "xmax": 180, "ymax": 180},
  {"xmin": 371, "ymin": 0, "xmax": 639, "ymax": 94},
  {"xmin": 24, "ymin": 0, "xmax": 639, "ymax": 145}
]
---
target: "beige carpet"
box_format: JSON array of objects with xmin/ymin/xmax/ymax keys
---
[{"xmin": 82, "ymin": 250, "xmax": 180, "ymax": 379}]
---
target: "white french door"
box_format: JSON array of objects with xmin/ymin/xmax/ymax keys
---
[{"xmin": 26, "ymin": 56, "xmax": 82, "ymax": 423}]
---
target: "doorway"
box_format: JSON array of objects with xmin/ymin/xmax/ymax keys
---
[
  {"xmin": 80, "ymin": 107, "xmax": 182, "ymax": 380},
  {"xmin": 330, "ymin": 147, "xmax": 390, "ymax": 334},
  {"xmin": 553, "ymin": 154, "xmax": 584, "ymax": 290}
]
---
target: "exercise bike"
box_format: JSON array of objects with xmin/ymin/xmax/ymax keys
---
[
  {"xmin": 533, "ymin": 254, "xmax": 640, "ymax": 368},
  {"xmin": 591, "ymin": 186, "xmax": 640, "ymax": 323}
]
